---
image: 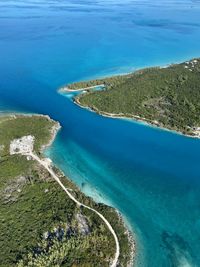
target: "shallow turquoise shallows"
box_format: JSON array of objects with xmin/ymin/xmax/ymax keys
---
[{"xmin": 1, "ymin": 1, "xmax": 200, "ymax": 266}]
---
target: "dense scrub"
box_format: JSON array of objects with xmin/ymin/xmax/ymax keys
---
[
  {"xmin": 0, "ymin": 115, "xmax": 133, "ymax": 267},
  {"xmin": 72, "ymin": 59, "xmax": 200, "ymax": 135}
]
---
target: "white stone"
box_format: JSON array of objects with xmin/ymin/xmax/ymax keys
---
[{"xmin": 10, "ymin": 135, "xmax": 35, "ymax": 155}]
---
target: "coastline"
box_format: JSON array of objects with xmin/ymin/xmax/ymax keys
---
[
  {"xmin": 44, "ymin": 114, "xmax": 136, "ymax": 266},
  {"xmin": 40, "ymin": 116, "xmax": 61, "ymax": 152},
  {"xmin": 74, "ymin": 97, "xmax": 200, "ymax": 140},
  {"xmin": 0, "ymin": 112, "xmax": 62, "ymax": 152},
  {"xmin": 61, "ymin": 57, "xmax": 200, "ymax": 141},
  {"xmin": 40, "ymin": 114, "xmax": 136, "ymax": 266},
  {"xmin": 59, "ymin": 55, "xmax": 200, "ymax": 94},
  {"xmin": 116, "ymin": 211, "xmax": 136, "ymax": 267},
  {"xmin": 9, "ymin": 112, "xmax": 136, "ymax": 266}
]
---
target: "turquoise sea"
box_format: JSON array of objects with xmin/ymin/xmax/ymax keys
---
[{"xmin": 1, "ymin": 0, "xmax": 200, "ymax": 266}]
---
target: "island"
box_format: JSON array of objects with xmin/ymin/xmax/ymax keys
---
[
  {"xmin": 0, "ymin": 114, "xmax": 135, "ymax": 267},
  {"xmin": 62, "ymin": 58, "xmax": 200, "ymax": 138}
]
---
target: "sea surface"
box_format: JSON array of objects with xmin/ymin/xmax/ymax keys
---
[{"xmin": 1, "ymin": 0, "xmax": 200, "ymax": 266}]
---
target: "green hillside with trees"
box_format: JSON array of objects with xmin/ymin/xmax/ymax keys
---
[
  {"xmin": 70, "ymin": 59, "xmax": 200, "ymax": 136},
  {"xmin": 0, "ymin": 115, "xmax": 133, "ymax": 267}
]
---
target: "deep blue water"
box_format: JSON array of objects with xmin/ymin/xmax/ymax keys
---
[{"xmin": 1, "ymin": 1, "xmax": 200, "ymax": 266}]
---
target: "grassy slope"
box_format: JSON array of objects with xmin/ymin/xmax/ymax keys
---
[
  {"xmin": 71, "ymin": 58, "xmax": 200, "ymax": 135},
  {"xmin": 0, "ymin": 115, "xmax": 133, "ymax": 267}
]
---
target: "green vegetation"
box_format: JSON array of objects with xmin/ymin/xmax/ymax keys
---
[
  {"xmin": 0, "ymin": 114, "xmax": 133, "ymax": 267},
  {"xmin": 0, "ymin": 115, "xmax": 55, "ymax": 154},
  {"xmin": 71, "ymin": 58, "xmax": 200, "ymax": 136}
]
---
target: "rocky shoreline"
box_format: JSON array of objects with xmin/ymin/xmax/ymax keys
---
[
  {"xmin": 116, "ymin": 211, "xmax": 136, "ymax": 267},
  {"xmin": 40, "ymin": 115, "xmax": 61, "ymax": 152}
]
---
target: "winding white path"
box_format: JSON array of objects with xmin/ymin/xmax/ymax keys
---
[{"xmin": 28, "ymin": 152, "xmax": 120, "ymax": 267}]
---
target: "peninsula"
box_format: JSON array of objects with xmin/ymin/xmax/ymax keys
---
[
  {"xmin": 63, "ymin": 58, "xmax": 200, "ymax": 138},
  {"xmin": 0, "ymin": 114, "xmax": 134, "ymax": 267}
]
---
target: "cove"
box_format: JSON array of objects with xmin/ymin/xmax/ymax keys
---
[{"xmin": 1, "ymin": 0, "xmax": 200, "ymax": 266}]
